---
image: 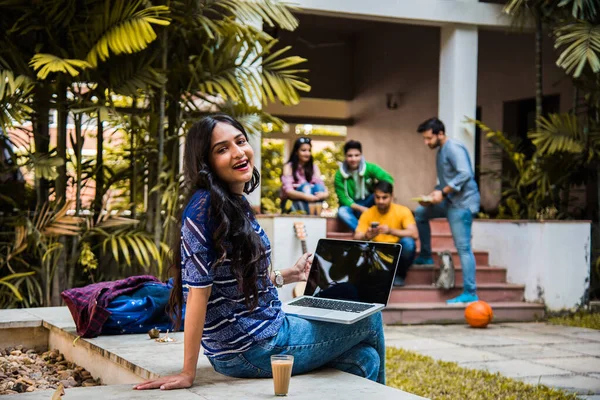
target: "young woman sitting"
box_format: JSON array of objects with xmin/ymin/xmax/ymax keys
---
[
  {"xmin": 133, "ymin": 114, "xmax": 386, "ymax": 390},
  {"xmin": 280, "ymin": 137, "xmax": 328, "ymax": 215}
]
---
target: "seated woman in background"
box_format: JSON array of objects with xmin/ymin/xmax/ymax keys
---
[{"xmin": 280, "ymin": 137, "xmax": 328, "ymax": 215}]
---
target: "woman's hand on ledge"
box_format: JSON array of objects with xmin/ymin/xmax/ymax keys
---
[{"xmin": 133, "ymin": 372, "xmax": 195, "ymax": 391}]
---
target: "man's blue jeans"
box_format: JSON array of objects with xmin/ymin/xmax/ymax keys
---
[
  {"xmin": 414, "ymin": 202, "xmax": 477, "ymax": 294},
  {"xmin": 397, "ymin": 237, "xmax": 416, "ymax": 280},
  {"xmin": 337, "ymin": 195, "xmax": 374, "ymax": 231},
  {"xmin": 209, "ymin": 312, "xmax": 386, "ymax": 384}
]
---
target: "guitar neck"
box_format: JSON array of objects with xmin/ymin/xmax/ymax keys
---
[{"xmin": 300, "ymin": 240, "xmax": 308, "ymax": 254}]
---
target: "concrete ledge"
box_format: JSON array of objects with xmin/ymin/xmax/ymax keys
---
[
  {"xmin": 0, "ymin": 307, "xmax": 426, "ymax": 399},
  {"xmin": 0, "ymin": 309, "xmax": 42, "ymax": 329}
]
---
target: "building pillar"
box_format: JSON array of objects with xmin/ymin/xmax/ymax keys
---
[{"xmin": 438, "ymin": 24, "xmax": 478, "ymax": 167}]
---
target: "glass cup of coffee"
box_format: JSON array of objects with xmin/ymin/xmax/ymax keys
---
[{"xmin": 271, "ymin": 354, "xmax": 294, "ymax": 396}]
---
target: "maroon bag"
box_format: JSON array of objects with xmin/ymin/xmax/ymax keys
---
[{"xmin": 61, "ymin": 275, "xmax": 160, "ymax": 338}]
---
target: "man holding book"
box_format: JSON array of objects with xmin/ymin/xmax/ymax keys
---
[{"xmin": 413, "ymin": 117, "xmax": 480, "ymax": 304}]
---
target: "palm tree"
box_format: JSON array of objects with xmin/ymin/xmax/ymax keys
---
[
  {"xmin": 503, "ymin": 0, "xmax": 548, "ymax": 130},
  {"xmin": 0, "ymin": 0, "xmax": 310, "ymax": 304}
]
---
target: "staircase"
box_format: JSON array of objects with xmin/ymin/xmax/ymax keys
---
[{"xmin": 325, "ymin": 218, "xmax": 545, "ymax": 325}]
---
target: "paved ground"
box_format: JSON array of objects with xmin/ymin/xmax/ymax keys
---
[{"xmin": 385, "ymin": 322, "xmax": 600, "ymax": 398}]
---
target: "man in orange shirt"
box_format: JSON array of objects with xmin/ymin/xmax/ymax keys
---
[{"xmin": 354, "ymin": 181, "xmax": 418, "ymax": 286}]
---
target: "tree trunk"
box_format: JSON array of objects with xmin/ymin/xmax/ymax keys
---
[
  {"xmin": 166, "ymin": 90, "xmax": 181, "ymax": 178},
  {"xmin": 152, "ymin": 30, "xmax": 168, "ymax": 277},
  {"xmin": 94, "ymin": 105, "xmax": 104, "ymax": 219},
  {"xmin": 130, "ymin": 99, "xmax": 138, "ymax": 219},
  {"xmin": 69, "ymin": 113, "xmax": 83, "ymax": 290},
  {"xmin": 56, "ymin": 84, "xmax": 68, "ymax": 204},
  {"xmin": 53, "ymin": 84, "xmax": 68, "ymax": 305},
  {"xmin": 535, "ymin": 13, "xmax": 543, "ymax": 130},
  {"xmin": 32, "ymin": 84, "xmax": 51, "ymax": 207},
  {"xmin": 145, "ymin": 101, "xmax": 158, "ymax": 276},
  {"xmin": 74, "ymin": 113, "xmax": 83, "ymax": 214}
]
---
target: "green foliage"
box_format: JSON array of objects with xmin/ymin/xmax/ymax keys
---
[
  {"xmin": 548, "ymin": 310, "xmax": 600, "ymax": 330},
  {"xmin": 386, "ymin": 347, "xmax": 579, "ymax": 399},
  {"xmin": 0, "ymin": 70, "xmax": 33, "ymax": 133},
  {"xmin": 504, "ymin": 0, "xmax": 599, "ymax": 78},
  {"xmin": 0, "ymin": 201, "xmax": 82, "ymax": 308},
  {"xmin": 554, "ymin": 21, "xmax": 600, "ymax": 78},
  {"xmin": 313, "ymin": 141, "xmax": 344, "ymax": 211},
  {"xmin": 474, "ymin": 119, "xmax": 559, "ymax": 219},
  {"xmin": 0, "ymin": 0, "xmax": 310, "ymax": 305},
  {"xmin": 260, "ymin": 140, "xmax": 285, "ymax": 214},
  {"xmin": 0, "ymin": 198, "xmax": 165, "ymax": 307},
  {"xmin": 473, "ymin": 115, "xmax": 600, "ymax": 220},
  {"xmin": 29, "ymin": 54, "xmax": 92, "ymax": 80},
  {"xmin": 84, "ymin": 2, "xmax": 171, "ymax": 67}
]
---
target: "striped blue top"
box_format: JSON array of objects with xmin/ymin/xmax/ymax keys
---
[{"xmin": 180, "ymin": 189, "xmax": 284, "ymax": 358}]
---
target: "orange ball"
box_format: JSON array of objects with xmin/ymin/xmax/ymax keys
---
[{"xmin": 465, "ymin": 301, "xmax": 493, "ymax": 328}]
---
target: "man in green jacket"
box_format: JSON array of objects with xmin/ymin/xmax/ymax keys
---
[{"xmin": 335, "ymin": 140, "xmax": 394, "ymax": 230}]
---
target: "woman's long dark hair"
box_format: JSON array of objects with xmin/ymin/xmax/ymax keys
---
[
  {"xmin": 287, "ymin": 138, "xmax": 314, "ymax": 183},
  {"xmin": 168, "ymin": 114, "xmax": 264, "ymax": 330}
]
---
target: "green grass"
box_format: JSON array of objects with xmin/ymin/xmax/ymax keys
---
[
  {"xmin": 385, "ymin": 347, "xmax": 580, "ymax": 400},
  {"xmin": 548, "ymin": 311, "xmax": 600, "ymax": 330}
]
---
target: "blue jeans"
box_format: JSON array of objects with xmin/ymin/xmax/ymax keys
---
[
  {"xmin": 397, "ymin": 237, "xmax": 416, "ymax": 280},
  {"xmin": 415, "ymin": 202, "xmax": 477, "ymax": 294},
  {"xmin": 286, "ymin": 182, "xmax": 326, "ymax": 214},
  {"xmin": 209, "ymin": 312, "xmax": 386, "ymax": 384},
  {"xmin": 337, "ymin": 195, "xmax": 375, "ymax": 231}
]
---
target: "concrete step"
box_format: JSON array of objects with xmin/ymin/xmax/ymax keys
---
[
  {"xmin": 326, "ymin": 217, "xmax": 451, "ymax": 235},
  {"xmin": 430, "ymin": 250, "xmax": 488, "ymax": 266},
  {"xmin": 406, "ymin": 266, "xmax": 507, "ymax": 285},
  {"xmin": 390, "ymin": 283, "xmax": 525, "ymax": 303},
  {"xmin": 416, "ymin": 233, "xmax": 456, "ymax": 250},
  {"xmin": 383, "ymin": 302, "xmax": 545, "ymax": 325},
  {"xmin": 326, "ymin": 217, "xmax": 352, "ymax": 233},
  {"xmin": 322, "ymin": 235, "xmax": 489, "ymax": 265},
  {"xmin": 326, "ymin": 231, "xmax": 354, "ymax": 240},
  {"xmin": 327, "ymin": 217, "xmax": 451, "ymax": 234},
  {"xmin": 327, "ymin": 231, "xmax": 459, "ymax": 251},
  {"xmin": 429, "ymin": 218, "xmax": 451, "ymax": 234}
]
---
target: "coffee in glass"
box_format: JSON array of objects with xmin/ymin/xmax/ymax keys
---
[{"xmin": 270, "ymin": 354, "xmax": 294, "ymax": 396}]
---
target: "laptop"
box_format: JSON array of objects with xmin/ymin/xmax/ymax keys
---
[{"xmin": 282, "ymin": 239, "xmax": 402, "ymax": 324}]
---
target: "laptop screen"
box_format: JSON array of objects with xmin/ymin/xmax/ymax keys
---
[{"xmin": 304, "ymin": 239, "xmax": 402, "ymax": 305}]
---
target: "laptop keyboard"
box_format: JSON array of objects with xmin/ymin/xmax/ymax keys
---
[{"xmin": 289, "ymin": 297, "xmax": 375, "ymax": 313}]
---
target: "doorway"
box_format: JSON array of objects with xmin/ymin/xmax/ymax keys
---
[{"xmin": 501, "ymin": 94, "xmax": 560, "ymax": 180}]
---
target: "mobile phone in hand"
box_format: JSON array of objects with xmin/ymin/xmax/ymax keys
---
[{"xmin": 370, "ymin": 222, "xmax": 380, "ymax": 229}]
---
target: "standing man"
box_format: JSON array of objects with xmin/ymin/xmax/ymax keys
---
[
  {"xmin": 335, "ymin": 140, "xmax": 394, "ymax": 231},
  {"xmin": 414, "ymin": 117, "xmax": 480, "ymax": 304},
  {"xmin": 354, "ymin": 181, "xmax": 417, "ymax": 287}
]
